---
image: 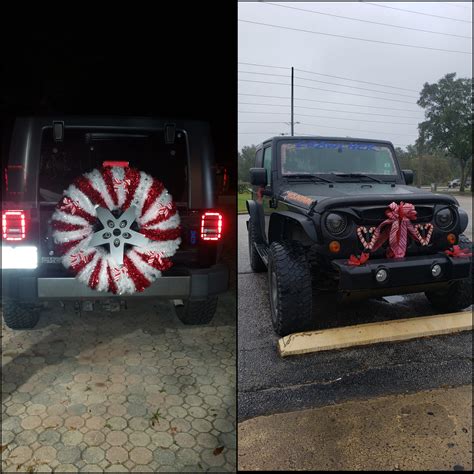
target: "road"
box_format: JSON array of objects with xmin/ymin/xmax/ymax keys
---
[{"xmin": 237, "ymin": 194, "xmax": 472, "ymax": 421}]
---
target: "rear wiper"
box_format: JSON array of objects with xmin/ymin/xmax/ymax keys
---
[
  {"xmin": 331, "ymin": 173, "xmax": 382, "ymax": 184},
  {"xmin": 285, "ymin": 174, "xmax": 333, "ymax": 183}
]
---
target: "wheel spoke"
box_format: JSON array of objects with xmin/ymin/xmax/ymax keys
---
[{"xmin": 89, "ymin": 206, "xmax": 148, "ymax": 266}]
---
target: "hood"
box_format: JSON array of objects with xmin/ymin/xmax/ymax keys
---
[{"xmin": 278, "ymin": 182, "xmax": 458, "ymax": 213}]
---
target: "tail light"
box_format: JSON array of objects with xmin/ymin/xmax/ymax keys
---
[
  {"xmin": 2, "ymin": 210, "xmax": 26, "ymax": 241},
  {"xmin": 201, "ymin": 212, "xmax": 223, "ymax": 241}
]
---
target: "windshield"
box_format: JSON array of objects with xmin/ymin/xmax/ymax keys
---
[{"xmin": 280, "ymin": 140, "xmax": 398, "ymax": 177}]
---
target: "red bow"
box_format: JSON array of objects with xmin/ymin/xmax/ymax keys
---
[
  {"xmin": 445, "ymin": 245, "xmax": 472, "ymax": 258},
  {"xmin": 347, "ymin": 252, "xmax": 370, "ymax": 266},
  {"xmin": 371, "ymin": 201, "xmax": 419, "ymax": 259}
]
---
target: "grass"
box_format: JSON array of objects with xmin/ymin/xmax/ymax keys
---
[
  {"xmin": 238, "ymin": 191, "xmax": 251, "ymax": 214},
  {"xmin": 150, "ymin": 409, "xmax": 161, "ymax": 427}
]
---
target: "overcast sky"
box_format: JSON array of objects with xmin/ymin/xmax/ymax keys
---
[{"xmin": 238, "ymin": 1, "xmax": 472, "ymax": 151}]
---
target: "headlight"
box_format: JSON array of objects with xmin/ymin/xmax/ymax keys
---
[
  {"xmin": 435, "ymin": 208, "xmax": 454, "ymax": 229},
  {"xmin": 326, "ymin": 213, "xmax": 347, "ymax": 235}
]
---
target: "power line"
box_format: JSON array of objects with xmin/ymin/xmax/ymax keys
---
[
  {"xmin": 238, "ymin": 102, "xmax": 421, "ymax": 119},
  {"xmin": 239, "ymin": 79, "xmax": 419, "ymax": 104},
  {"xmin": 238, "ymin": 70, "xmax": 418, "ymax": 98},
  {"xmin": 296, "ymin": 122, "xmax": 415, "ymax": 137},
  {"xmin": 238, "ymin": 93, "xmax": 422, "ymax": 112},
  {"xmin": 261, "ymin": 2, "xmax": 471, "ymax": 39},
  {"xmin": 239, "ymin": 61, "xmax": 420, "ymax": 93},
  {"xmin": 238, "ymin": 19, "xmax": 472, "ymax": 54},
  {"xmin": 360, "ymin": 2, "xmax": 472, "ymax": 24},
  {"xmin": 239, "ymin": 110, "xmax": 417, "ymax": 125}
]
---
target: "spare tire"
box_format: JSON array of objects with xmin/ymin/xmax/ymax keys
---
[{"xmin": 52, "ymin": 165, "xmax": 181, "ymax": 295}]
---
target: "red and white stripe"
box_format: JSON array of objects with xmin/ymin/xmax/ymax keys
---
[{"xmin": 52, "ymin": 166, "xmax": 181, "ymax": 294}]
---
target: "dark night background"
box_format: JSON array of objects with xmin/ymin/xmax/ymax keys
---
[{"xmin": 0, "ymin": 7, "xmax": 237, "ymax": 187}]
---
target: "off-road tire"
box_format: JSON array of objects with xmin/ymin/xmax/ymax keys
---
[
  {"xmin": 425, "ymin": 234, "xmax": 472, "ymax": 312},
  {"xmin": 2, "ymin": 301, "xmax": 40, "ymax": 329},
  {"xmin": 174, "ymin": 297, "xmax": 218, "ymax": 325},
  {"xmin": 248, "ymin": 217, "xmax": 266, "ymax": 272},
  {"xmin": 268, "ymin": 241, "xmax": 313, "ymax": 336}
]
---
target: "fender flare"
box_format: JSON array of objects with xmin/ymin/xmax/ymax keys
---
[
  {"xmin": 246, "ymin": 200, "xmax": 266, "ymax": 243},
  {"xmin": 268, "ymin": 211, "xmax": 319, "ymax": 244},
  {"xmin": 458, "ymin": 207, "xmax": 469, "ymax": 234}
]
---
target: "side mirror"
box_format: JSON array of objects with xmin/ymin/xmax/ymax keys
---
[
  {"xmin": 402, "ymin": 169, "xmax": 414, "ymax": 185},
  {"xmin": 250, "ymin": 168, "xmax": 267, "ymax": 187}
]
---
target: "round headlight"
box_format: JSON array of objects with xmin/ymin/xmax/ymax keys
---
[
  {"xmin": 326, "ymin": 213, "xmax": 347, "ymax": 235},
  {"xmin": 435, "ymin": 208, "xmax": 454, "ymax": 229}
]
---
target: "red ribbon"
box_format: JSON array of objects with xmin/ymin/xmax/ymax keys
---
[
  {"xmin": 445, "ymin": 245, "xmax": 472, "ymax": 258},
  {"xmin": 348, "ymin": 252, "xmax": 370, "ymax": 266},
  {"xmin": 370, "ymin": 201, "xmax": 420, "ymax": 259},
  {"xmin": 347, "ymin": 201, "xmax": 425, "ymax": 265}
]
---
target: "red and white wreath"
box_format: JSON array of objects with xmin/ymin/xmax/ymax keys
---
[{"xmin": 52, "ymin": 165, "xmax": 181, "ymax": 294}]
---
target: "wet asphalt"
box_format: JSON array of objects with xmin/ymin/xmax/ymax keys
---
[{"xmin": 237, "ymin": 212, "xmax": 473, "ymax": 421}]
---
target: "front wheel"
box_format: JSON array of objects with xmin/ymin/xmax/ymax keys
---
[
  {"xmin": 267, "ymin": 241, "xmax": 313, "ymax": 337},
  {"xmin": 248, "ymin": 217, "xmax": 266, "ymax": 273},
  {"xmin": 425, "ymin": 235, "xmax": 472, "ymax": 312},
  {"xmin": 174, "ymin": 297, "xmax": 218, "ymax": 325}
]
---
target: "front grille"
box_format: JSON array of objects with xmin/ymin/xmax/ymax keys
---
[{"xmin": 357, "ymin": 205, "xmax": 434, "ymax": 224}]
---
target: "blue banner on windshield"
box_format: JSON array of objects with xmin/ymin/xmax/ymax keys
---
[{"xmin": 294, "ymin": 141, "xmax": 377, "ymax": 151}]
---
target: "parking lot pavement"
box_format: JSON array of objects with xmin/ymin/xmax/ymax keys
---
[
  {"xmin": 1, "ymin": 292, "xmax": 236, "ymax": 473},
  {"xmin": 239, "ymin": 384, "xmax": 472, "ymax": 471},
  {"xmin": 237, "ymin": 215, "xmax": 472, "ymax": 421}
]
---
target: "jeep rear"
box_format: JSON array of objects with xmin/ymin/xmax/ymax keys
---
[{"xmin": 2, "ymin": 116, "xmax": 228, "ymax": 329}]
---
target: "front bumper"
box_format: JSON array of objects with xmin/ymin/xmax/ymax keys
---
[
  {"xmin": 332, "ymin": 254, "xmax": 471, "ymax": 295},
  {"xmin": 2, "ymin": 264, "xmax": 228, "ymax": 300}
]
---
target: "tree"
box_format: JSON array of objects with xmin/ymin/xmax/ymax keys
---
[
  {"xmin": 238, "ymin": 145, "xmax": 256, "ymax": 184},
  {"xmin": 417, "ymin": 73, "xmax": 472, "ymax": 191}
]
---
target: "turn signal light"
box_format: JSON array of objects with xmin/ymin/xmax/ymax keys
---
[
  {"xmin": 329, "ymin": 240, "xmax": 341, "ymax": 253},
  {"xmin": 2, "ymin": 210, "xmax": 26, "ymax": 241},
  {"xmin": 201, "ymin": 212, "xmax": 223, "ymax": 241},
  {"xmin": 447, "ymin": 233, "xmax": 456, "ymax": 244}
]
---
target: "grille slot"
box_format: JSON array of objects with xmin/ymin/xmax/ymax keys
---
[{"xmin": 357, "ymin": 205, "xmax": 434, "ymax": 224}]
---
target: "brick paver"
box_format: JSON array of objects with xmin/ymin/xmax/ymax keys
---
[{"xmin": 1, "ymin": 296, "xmax": 236, "ymax": 472}]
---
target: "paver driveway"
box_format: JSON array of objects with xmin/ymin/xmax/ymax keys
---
[{"xmin": 1, "ymin": 293, "xmax": 236, "ymax": 473}]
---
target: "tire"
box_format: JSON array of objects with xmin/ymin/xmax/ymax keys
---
[
  {"xmin": 2, "ymin": 301, "xmax": 40, "ymax": 329},
  {"xmin": 267, "ymin": 241, "xmax": 313, "ymax": 336},
  {"xmin": 174, "ymin": 297, "xmax": 218, "ymax": 325},
  {"xmin": 425, "ymin": 234, "xmax": 472, "ymax": 312},
  {"xmin": 248, "ymin": 217, "xmax": 266, "ymax": 273}
]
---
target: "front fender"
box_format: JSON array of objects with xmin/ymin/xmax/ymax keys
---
[
  {"xmin": 458, "ymin": 207, "xmax": 469, "ymax": 234},
  {"xmin": 268, "ymin": 211, "xmax": 318, "ymax": 244}
]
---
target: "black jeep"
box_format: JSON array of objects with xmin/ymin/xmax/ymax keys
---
[
  {"xmin": 2, "ymin": 116, "xmax": 228, "ymax": 329},
  {"xmin": 247, "ymin": 136, "xmax": 472, "ymax": 336}
]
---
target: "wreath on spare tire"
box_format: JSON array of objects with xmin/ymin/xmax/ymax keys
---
[{"xmin": 52, "ymin": 165, "xmax": 181, "ymax": 295}]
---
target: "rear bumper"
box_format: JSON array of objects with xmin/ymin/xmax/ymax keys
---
[
  {"xmin": 2, "ymin": 264, "xmax": 228, "ymax": 300},
  {"xmin": 332, "ymin": 253, "xmax": 471, "ymax": 295}
]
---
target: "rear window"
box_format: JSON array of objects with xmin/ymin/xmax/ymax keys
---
[{"xmin": 39, "ymin": 127, "xmax": 188, "ymax": 203}]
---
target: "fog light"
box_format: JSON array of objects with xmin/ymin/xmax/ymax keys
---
[
  {"xmin": 375, "ymin": 268, "xmax": 388, "ymax": 283},
  {"xmin": 431, "ymin": 264, "xmax": 442, "ymax": 278},
  {"xmin": 329, "ymin": 241, "xmax": 341, "ymax": 253},
  {"xmin": 447, "ymin": 233, "xmax": 456, "ymax": 244}
]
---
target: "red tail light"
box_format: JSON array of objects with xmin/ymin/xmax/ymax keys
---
[
  {"xmin": 201, "ymin": 212, "xmax": 223, "ymax": 241},
  {"xmin": 2, "ymin": 210, "xmax": 26, "ymax": 241}
]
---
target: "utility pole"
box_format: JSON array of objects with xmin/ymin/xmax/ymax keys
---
[{"xmin": 291, "ymin": 66, "xmax": 294, "ymax": 136}]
